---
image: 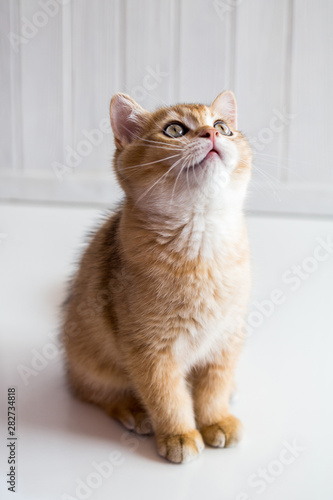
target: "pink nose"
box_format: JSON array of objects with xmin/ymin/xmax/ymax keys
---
[{"xmin": 199, "ymin": 127, "xmax": 219, "ymax": 144}]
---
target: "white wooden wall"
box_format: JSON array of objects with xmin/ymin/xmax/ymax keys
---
[{"xmin": 1, "ymin": 0, "xmax": 333, "ymax": 215}]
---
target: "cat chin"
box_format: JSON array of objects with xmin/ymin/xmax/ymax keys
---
[
  {"xmin": 193, "ymin": 149, "xmax": 223, "ymax": 168},
  {"xmin": 189, "ymin": 158, "xmax": 232, "ymax": 183}
]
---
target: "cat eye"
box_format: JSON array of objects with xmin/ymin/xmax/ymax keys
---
[
  {"xmin": 164, "ymin": 122, "xmax": 188, "ymax": 138},
  {"xmin": 214, "ymin": 120, "xmax": 232, "ymax": 136}
]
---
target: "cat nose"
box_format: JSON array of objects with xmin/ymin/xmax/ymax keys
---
[{"xmin": 199, "ymin": 127, "xmax": 219, "ymax": 143}]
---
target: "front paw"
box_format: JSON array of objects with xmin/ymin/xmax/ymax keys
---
[
  {"xmin": 201, "ymin": 414, "xmax": 243, "ymax": 448},
  {"xmin": 157, "ymin": 429, "xmax": 204, "ymax": 464}
]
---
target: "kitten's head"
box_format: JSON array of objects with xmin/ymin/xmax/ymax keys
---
[{"xmin": 110, "ymin": 92, "xmax": 251, "ymax": 214}]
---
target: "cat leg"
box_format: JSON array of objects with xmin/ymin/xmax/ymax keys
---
[
  {"xmin": 66, "ymin": 361, "xmax": 153, "ymax": 435},
  {"xmin": 128, "ymin": 354, "xmax": 204, "ymax": 464},
  {"xmin": 192, "ymin": 361, "xmax": 243, "ymax": 448}
]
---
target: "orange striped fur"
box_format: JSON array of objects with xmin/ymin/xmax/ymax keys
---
[{"xmin": 62, "ymin": 92, "xmax": 252, "ymax": 463}]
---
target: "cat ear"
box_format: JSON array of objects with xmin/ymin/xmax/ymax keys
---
[
  {"xmin": 110, "ymin": 93, "xmax": 148, "ymax": 149},
  {"xmin": 211, "ymin": 91, "xmax": 237, "ymax": 130}
]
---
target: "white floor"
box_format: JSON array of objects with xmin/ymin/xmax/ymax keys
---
[{"xmin": 1, "ymin": 203, "xmax": 333, "ymax": 500}]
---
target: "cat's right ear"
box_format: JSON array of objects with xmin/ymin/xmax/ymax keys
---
[{"xmin": 110, "ymin": 93, "xmax": 148, "ymax": 149}]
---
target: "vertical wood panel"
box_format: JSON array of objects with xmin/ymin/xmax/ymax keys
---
[
  {"xmin": 235, "ymin": 0, "xmax": 290, "ymax": 190},
  {"xmin": 288, "ymin": 0, "xmax": 333, "ymax": 184},
  {"xmin": 61, "ymin": 0, "xmax": 72, "ymax": 170},
  {"xmin": 20, "ymin": 0, "xmax": 64, "ymax": 174},
  {"xmin": 0, "ymin": 0, "xmax": 13, "ymax": 172},
  {"xmin": 71, "ymin": 0, "xmax": 122, "ymax": 176},
  {"xmin": 125, "ymin": 0, "xmax": 175, "ymax": 110},
  {"xmin": 0, "ymin": 0, "xmax": 23, "ymax": 174},
  {"xmin": 179, "ymin": 0, "xmax": 232, "ymax": 104}
]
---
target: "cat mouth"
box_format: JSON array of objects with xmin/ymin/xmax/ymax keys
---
[
  {"xmin": 206, "ymin": 150, "xmax": 219, "ymax": 159},
  {"xmin": 197, "ymin": 148, "xmax": 222, "ymax": 166}
]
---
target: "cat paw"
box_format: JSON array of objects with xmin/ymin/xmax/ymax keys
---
[
  {"xmin": 105, "ymin": 394, "xmax": 154, "ymax": 435},
  {"xmin": 200, "ymin": 415, "xmax": 243, "ymax": 448},
  {"xmin": 119, "ymin": 409, "xmax": 153, "ymax": 435},
  {"xmin": 157, "ymin": 430, "xmax": 204, "ymax": 464}
]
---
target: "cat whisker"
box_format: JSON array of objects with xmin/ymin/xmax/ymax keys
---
[
  {"xmin": 146, "ymin": 144, "xmax": 183, "ymax": 151},
  {"xmin": 252, "ymin": 155, "xmax": 293, "ymax": 170},
  {"xmin": 251, "ymin": 163, "xmax": 282, "ymax": 200},
  {"xmin": 188, "ymin": 158, "xmax": 204, "ymax": 206},
  {"xmin": 139, "ymin": 138, "xmax": 183, "ymax": 149},
  {"xmin": 123, "ymin": 127, "xmax": 183, "ymax": 150},
  {"xmin": 253, "ymin": 163, "xmax": 282, "ymax": 183},
  {"xmin": 135, "ymin": 156, "xmax": 186, "ymax": 205},
  {"xmin": 254, "ymin": 151, "xmax": 314, "ymax": 166},
  {"xmin": 170, "ymin": 154, "xmax": 192, "ymax": 204},
  {"xmin": 190, "ymin": 159, "xmax": 201, "ymax": 195},
  {"xmin": 120, "ymin": 153, "xmax": 182, "ymax": 172},
  {"xmin": 185, "ymin": 158, "xmax": 192, "ymax": 200},
  {"xmin": 253, "ymin": 157, "xmax": 308, "ymax": 182}
]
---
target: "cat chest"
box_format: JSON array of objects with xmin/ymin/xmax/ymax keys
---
[
  {"xmin": 170, "ymin": 283, "xmax": 235, "ymax": 369},
  {"xmin": 172, "ymin": 312, "xmax": 230, "ymax": 369},
  {"xmin": 130, "ymin": 255, "xmax": 246, "ymax": 367}
]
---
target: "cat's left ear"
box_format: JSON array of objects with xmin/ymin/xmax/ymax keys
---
[
  {"xmin": 110, "ymin": 93, "xmax": 148, "ymax": 149},
  {"xmin": 211, "ymin": 91, "xmax": 237, "ymax": 130}
]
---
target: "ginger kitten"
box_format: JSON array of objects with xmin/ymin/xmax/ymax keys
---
[{"xmin": 62, "ymin": 91, "xmax": 252, "ymax": 464}]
